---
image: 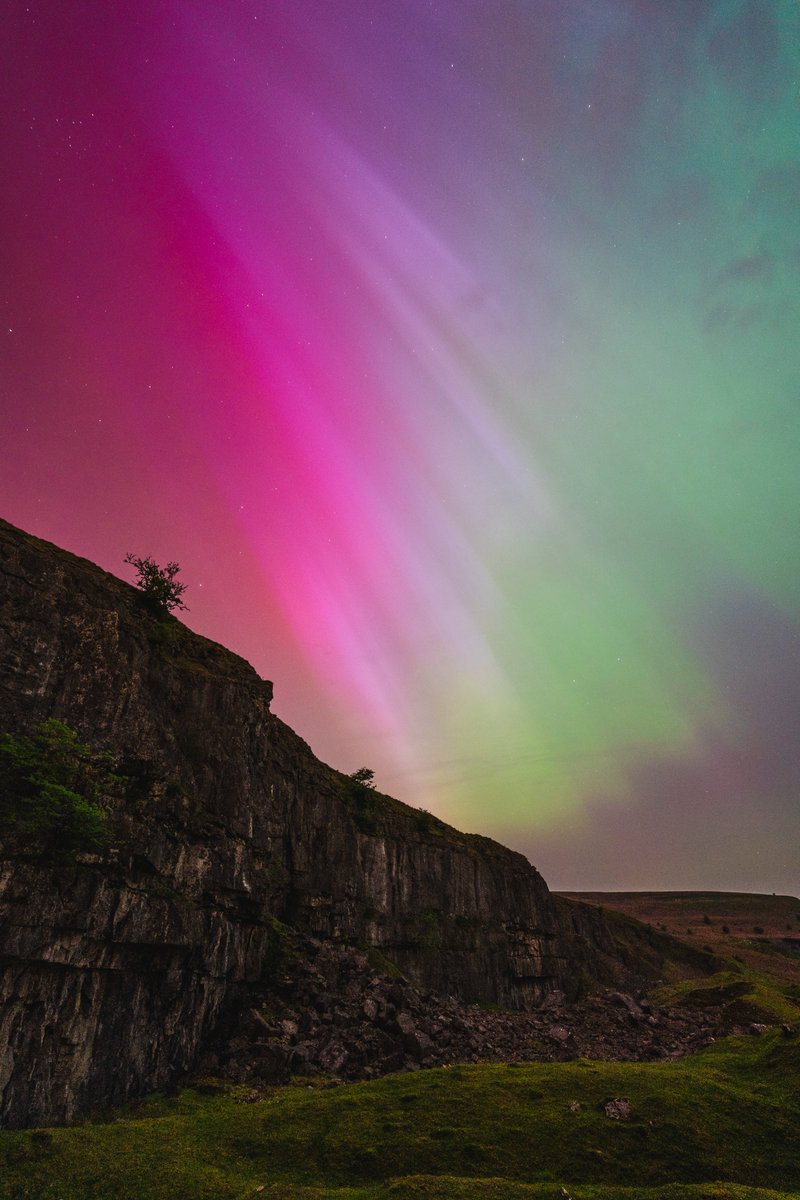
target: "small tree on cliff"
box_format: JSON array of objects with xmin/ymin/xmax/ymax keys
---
[
  {"xmin": 348, "ymin": 767, "xmax": 376, "ymax": 789},
  {"xmin": 346, "ymin": 767, "xmax": 378, "ymax": 833},
  {"xmin": 124, "ymin": 553, "xmax": 188, "ymax": 615}
]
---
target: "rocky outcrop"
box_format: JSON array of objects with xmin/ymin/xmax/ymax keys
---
[
  {"xmin": 0, "ymin": 518, "xmax": 700, "ymax": 1127},
  {"xmin": 199, "ymin": 932, "xmax": 726, "ymax": 1088}
]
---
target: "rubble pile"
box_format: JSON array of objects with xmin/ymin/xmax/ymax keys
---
[{"xmin": 200, "ymin": 935, "xmax": 746, "ymax": 1087}]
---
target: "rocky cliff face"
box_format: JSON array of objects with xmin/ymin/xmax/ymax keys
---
[{"xmin": 0, "ymin": 518, "xmax": 676, "ymax": 1128}]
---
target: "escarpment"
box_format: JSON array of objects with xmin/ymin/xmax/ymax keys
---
[{"xmin": 0, "ymin": 518, "xmax": 693, "ymax": 1128}]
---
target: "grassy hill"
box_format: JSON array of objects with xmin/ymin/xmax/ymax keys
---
[
  {"xmin": 1, "ymin": 1031, "xmax": 798, "ymax": 1200},
  {"xmin": 3, "ymin": 892, "xmax": 799, "ymax": 1200},
  {"xmin": 560, "ymin": 892, "xmax": 800, "ymax": 995},
  {"xmin": 558, "ymin": 892, "xmax": 800, "ymax": 948}
]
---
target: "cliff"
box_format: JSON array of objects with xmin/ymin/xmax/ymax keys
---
[{"xmin": 0, "ymin": 518, "xmax": 693, "ymax": 1128}]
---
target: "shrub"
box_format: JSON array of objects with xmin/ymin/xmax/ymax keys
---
[
  {"xmin": 348, "ymin": 767, "xmax": 376, "ymax": 788},
  {"xmin": 346, "ymin": 769, "xmax": 378, "ymax": 833},
  {"xmin": 0, "ymin": 719, "xmax": 120, "ymax": 859},
  {"xmin": 415, "ymin": 807, "xmax": 437, "ymax": 835},
  {"xmin": 124, "ymin": 553, "xmax": 188, "ymax": 614}
]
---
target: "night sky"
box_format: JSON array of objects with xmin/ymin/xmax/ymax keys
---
[{"xmin": 2, "ymin": 1, "xmax": 799, "ymax": 893}]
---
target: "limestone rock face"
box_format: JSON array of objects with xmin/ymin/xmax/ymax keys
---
[{"xmin": 0, "ymin": 518, "xmax": 626, "ymax": 1127}]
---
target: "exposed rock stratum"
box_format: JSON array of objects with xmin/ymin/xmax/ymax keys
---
[{"xmin": 0, "ymin": 519, "xmax": 700, "ymax": 1127}]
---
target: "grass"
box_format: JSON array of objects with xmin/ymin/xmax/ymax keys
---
[
  {"xmin": 258, "ymin": 1187, "xmax": 799, "ymax": 1199},
  {"xmin": 560, "ymin": 891, "xmax": 800, "ymax": 1027},
  {"xmin": 649, "ymin": 966, "xmax": 800, "ymax": 1027},
  {"xmin": 561, "ymin": 893, "xmax": 800, "ymax": 947},
  {"xmin": 1, "ymin": 1032, "xmax": 799, "ymax": 1200}
]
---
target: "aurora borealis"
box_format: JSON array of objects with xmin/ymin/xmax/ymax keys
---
[{"xmin": 2, "ymin": 1, "xmax": 798, "ymax": 892}]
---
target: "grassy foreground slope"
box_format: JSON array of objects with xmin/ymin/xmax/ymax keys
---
[{"xmin": 1, "ymin": 1032, "xmax": 798, "ymax": 1200}]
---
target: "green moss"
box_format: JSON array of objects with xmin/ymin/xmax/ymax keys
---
[
  {"xmin": 0, "ymin": 719, "xmax": 121, "ymax": 860},
  {"xmin": 650, "ymin": 968, "xmax": 800, "ymax": 1027},
  {"xmin": 366, "ymin": 946, "xmax": 405, "ymax": 979},
  {"xmin": 146, "ymin": 618, "xmax": 181, "ymax": 650},
  {"xmin": 261, "ymin": 914, "xmax": 298, "ymax": 977},
  {"xmin": 403, "ymin": 909, "xmax": 445, "ymax": 959},
  {"xmin": 168, "ymin": 656, "xmax": 214, "ymax": 676}
]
